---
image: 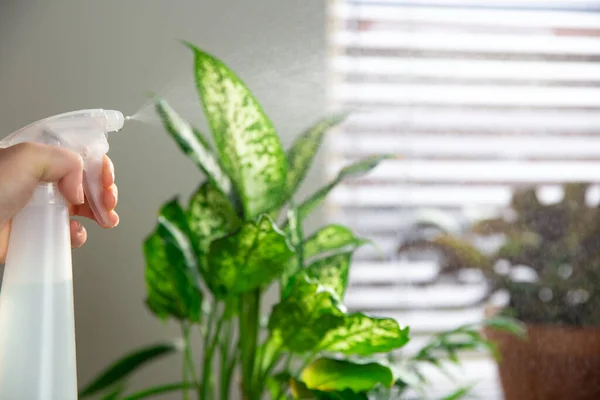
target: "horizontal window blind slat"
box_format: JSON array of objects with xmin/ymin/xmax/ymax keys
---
[
  {"xmin": 327, "ymin": 160, "xmax": 600, "ymax": 183},
  {"xmin": 383, "ymin": 308, "xmax": 485, "ymax": 333},
  {"xmin": 341, "ymin": 108, "xmax": 600, "ymax": 132},
  {"xmin": 334, "ymin": 3, "xmax": 600, "ymax": 29},
  {"xmin": 333, "ymin": 30, "xmax": 600, "ymax": 55},
  {"xmin": 332, "ymin": 56, "xmax": 600, "ymax": 81},
  {"xmin": 345, "ymin": 282, "xmax": 488, "ymax": 309},
  {"xmin": 331, "ymin": 208, "xmax": 484, "ymax": 231},
  {"xmin": 350, "ymin": 261, "xmax": 439, "ymax": 283},
  {"xmin": 330, "ymin": 134, "xmax": 600, "ymax": 158},
  {"xmin": 344, "ymin": 0, "xmax": 599, "ymax": 9},
  {"xmin": 330, "ymin": 184, "xmax": 513, "ymax": 206},
  {"xmin": 335, "ymin": 83, "xmax": 600, "ymax": 107}
]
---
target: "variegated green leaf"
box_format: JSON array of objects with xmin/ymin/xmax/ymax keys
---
[
  {"xmin": 286, "ymin": 112, "xmax": 349, "ymax": 197},
  {"xmin": 297, "ymin": 155, "xmax": 391, "ymax": 222},
  {"xmin": 144, "ymin": 199, "xmax": 202, "ymax": 322},
  {"xmin": 303, "ymin": 225, "xmax": 368, "ymax": 260},
  {"xmin": 303, "ymin": 251, "xmax": 354, "ymax": 301},
  {"xmin": 79, "ymin": 341, "xmax": 180, "ymax": 398},
  {"xmin": 207, "ymin": 215, "xmax": 294, "ymax": 298},
  {"xmin": 187, "ymin": 181, "xmax": 241, "ymax": 258},
  {"xmin": 155, "ymin": 98, "xmax": 233, "ymax": 200},
  {"xmin": 186, "ymin": 43, "xmax": 288, "ymax": 219},
  {"xmin": 269, "ymin": 275, "xmax": 345, "ymax": 353},
  {"xmin": 317, "ymin": 314, "xmax": 410, "ymax": 355},
  {"xmin": 281, "ymin": 204, "xmax": 304, "ymax": 297},
  {"xmin": 301, "ymin": 358, "xmax": 394, "ymax": 393},
  {"xmin": 290, "ymin": 380, "xmax": 368, "ymax": 400}
]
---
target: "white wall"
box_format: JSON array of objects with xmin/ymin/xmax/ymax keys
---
[{"xmin": 0, "ymin": 0, "xmax": 327, "ymax": 397}]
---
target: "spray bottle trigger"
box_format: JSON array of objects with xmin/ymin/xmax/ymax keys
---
[{"xmin": 82, "ymin": 150, "xmax": 111, "ymax": 227}]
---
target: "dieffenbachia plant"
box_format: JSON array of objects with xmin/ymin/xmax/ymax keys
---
[{"xmin": 78, "ymin": 42, "xmax": 410, "ymax": 400}]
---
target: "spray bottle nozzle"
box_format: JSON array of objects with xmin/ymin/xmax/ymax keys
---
[{"xmin": 104, "ymin": 110, "xmax": 125, "ymax": 132}]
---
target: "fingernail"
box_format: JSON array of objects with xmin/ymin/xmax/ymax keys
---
[
  {"xmin": 78, "ymin": 185, "xmax": 85, "ymax": 204},
  {"xmin": 76, "ymin": 221, "xmax": 84, "ymax": 232}
]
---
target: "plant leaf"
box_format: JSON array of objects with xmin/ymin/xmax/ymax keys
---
[
  {"xmin": 101, "ymin": 386, "xmax": 125, "ymax": 400},
  {"xmin": 186, "ymin": 43, "xmax": 288, "ymax": 218},
  {"xmin": 281, "ymin": 203, "xmax": 304, "ymax": 298},
  {"xmin": 78, "ymin": 341, "xmax": 181, "ymax": 398},
  {"xmin": 317, "ymin": 313, "xmax": 410, "ymax": 356},
  {"xmin": 187, "ymin": 181, "xmax": 241, "ymax": 257},
  {"xmin": 144, "ymin": 200, "xmax": 202, "ymax": 321},
  {"xmin": 290, "ymin": 378, "xmax": 317, "ymax": 399},
  {"xmin": 303, "ymin": 225, "xmax": 368, "ymax": 261},
  {"xmin": 297, "ymin": 155, "xmax": 390, "ymax": 222},
  {"xmin": 439, "ymin": 385, "xmax": 473, "ymax": 400},
  {"xmin": 207, "ymin": 215, "xmax": 294, "ymax": 297},
  {"xmin": 155, "ymin": 98, "xmax": 233, "ymax": 200},
  {"xmin": 483, "ymin": 316, "xmax": 527, "ymax": 339},
  {"xmin": 314, "ymin": 390, "xmax": 369, "ymax": 400},
  {"xmin": 269, "ymin": 275, "xmax": 345, "ymax": 353},
  {"xmin": 301, "ymin": 358, "xmax": 394, "ymax": 393},
  {"xmin": 291, "ymin": 379, "xmax": 369, "ymax": 400},
  {"xmin": 303, "ymin": 251, "xmax": 354, "ymax": 301},
  {"xmin": 398, "ymin": 234, "xmax": 493, "ymax": 282},
  {"xmin": 286, "ymin": 112, "xmax": 349, "ymax": 198}
]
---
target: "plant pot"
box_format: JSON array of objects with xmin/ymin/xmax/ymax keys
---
[{"xmin": 484, "ymin": 323, "xmax": 600, "ymax": 400}]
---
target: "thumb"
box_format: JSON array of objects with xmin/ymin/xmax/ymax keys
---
[{"xmin": 0, "ymin": 143, "xmax": 84, "ymax": 224}]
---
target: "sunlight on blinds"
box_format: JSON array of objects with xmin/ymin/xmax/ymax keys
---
[{"xmin": 325, "ymin": 0, "xmax": 600, "ymax": 398}]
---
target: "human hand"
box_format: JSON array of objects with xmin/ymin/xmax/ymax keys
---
[{"xmin": 0, "ymin": 143, "xmax": 119, "ymax": 263}]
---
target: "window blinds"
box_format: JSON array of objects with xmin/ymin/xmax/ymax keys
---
[{"xmin": 325, "ymin": 0, "xmax": 600, "ymax": 397}]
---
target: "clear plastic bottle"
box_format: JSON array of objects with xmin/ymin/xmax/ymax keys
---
[{"xmin": 0, "ymin": 109, "xmax": 125, "ymax": 399}]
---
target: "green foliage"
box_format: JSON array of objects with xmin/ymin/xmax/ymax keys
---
[
  {"xmin": 82, "ymin": 43, "xmax": 503, "ymax": 400},
  {"xmin": 144, "ymin": 200, "xmax": 203, "ymax": 322},
  {"xmin": 300, "ymin": 358, "xmax": 394, "ymax": 393},
  {"xmin": 206, "ymin": 215, "xmax": 294, "ymax": 297},
  {"xmin": 80, "ymin": 43, "xmax": 408, "ymax": 400},
  {"xmin": 186, "ymin": 42, "xmax": 288, "ymax": 219},
  {"xmin": 399, "ymin": 182, "xmax": 600, "ymax": 327},
  {"xmin": 285, "ymin": 112, "xmax": 349, "ymax": 198},
  {"xmin": 78, "ymin": 341, "xmax": 181, "ymax": 398},
  {"xmin": 303, "ymin": 225, "xmax": 369, "ymax": 260},
  {"xmin": 295, "ymin": 155, "xmax": 391, "ymax": 224},
  {"xmin": 391, "ymin": 317, "xmax": 524, "ymax": 399},
  {"xmin": 318, "ymin": 314, "xmax": 409, "ymax": 356},
  {"xmin": 269, "ymin": 275, "xmax": 346, "ymax": 354}
]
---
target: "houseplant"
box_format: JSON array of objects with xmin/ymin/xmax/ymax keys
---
[
  {"xmin": 76, "ymin": 42, "xmax": 520, "ymax": 400},
  {"xmin": 397, "ymin": 183, "xmax": 600, "ymax": 399},
  {"xmin": 77, "ymin": 42, "xmax": 412, "ymax": 400}
]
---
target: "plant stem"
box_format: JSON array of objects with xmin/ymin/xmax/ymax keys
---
[
  {"xmin": 223, "ymin": 337, "xmax": 240, "ymax": 400},
  {"xmin": 200, "ymin": 303, "xmax": 218, "ymax": 400},
  {"xmin": 220, "ymin": 318, "xmax": 233, "ymax": 400},
  {"xmin": 239, "ymin": 289, "xmax": 261, "ymax": 398},
  {"xmin": 181, "ymin": 323, "xmax": 194, "ymax": 400},
  {"xmin": 122, "ymin": 382, "xmax": 194, "ymax": 400}
]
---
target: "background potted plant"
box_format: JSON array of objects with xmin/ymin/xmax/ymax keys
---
[{"xmin": 398, "ymin": 182, "xmax": 600, "ymax": 400}]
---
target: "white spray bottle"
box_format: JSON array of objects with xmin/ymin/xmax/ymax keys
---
[{"xmin": 0, "ymin": 109, "xmax": 125, "ymax": 400}]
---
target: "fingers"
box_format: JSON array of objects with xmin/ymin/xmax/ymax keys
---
[
  {"xmin": 7, "ymin": 142, "xmax": 84, "ymax": 206},
  {"xmin": 70, "ymin": 219, "xmax": 87, "ymax": 248},
  {"xmin": 70, "ymin": 155, "xmax": 119, "ymax": 228},
  {"xmin": 32, "ymin": 144, "xmax": 84, "ymax": 206}
]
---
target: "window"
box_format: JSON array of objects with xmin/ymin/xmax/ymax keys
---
[{"xmin": 325, "ymin": 0, "xmax": 600, "ymax": 398}]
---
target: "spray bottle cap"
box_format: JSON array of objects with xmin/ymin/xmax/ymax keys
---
[{"xmin": 0, "ymin": 109, "xmax": 125, "ymax": 226}]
